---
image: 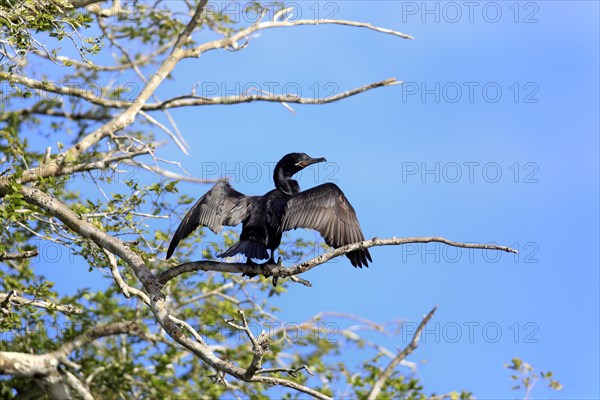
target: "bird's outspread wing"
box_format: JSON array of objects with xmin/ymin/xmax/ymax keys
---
[
  {"xmin": 166, "ymin": 180, "xmax": 250, "ymax": 259},
  {"xmin": 280, "ymin": 183, "xmax": 372, "ymax": 267}
]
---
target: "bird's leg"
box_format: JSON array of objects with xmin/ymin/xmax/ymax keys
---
[
  {"xmin": 257, "ymin": 250, "xmax": 276, "ymax": 266},
  {"xmin": 242, "ymin": 258, "xmax": 259, "ymax": 279}
]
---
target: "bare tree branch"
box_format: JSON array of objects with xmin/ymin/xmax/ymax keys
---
[
  {"xmin": 2, "ymin": 320, "xmax": 130, "ymax": 400},
  {"xmin": 148, "ymin": 78, "xmax": 402, "ymax": 110},
  {"xmin": 0, "ymin": 250, "xmax": 39, "ymax": 260},
  {"xmin": 367, "ymin": 306, "xmax": 438, "ymax": 400},
  {"xmin": 0, "ymin": 291, "xmax": 82, "ymax": 315},
  {"xmin": 0, "ymin": 71, "xmax": 130, "ymax": 109},
  {"xmin": 32, "ymin": 40, "xmax": 174, "ymax": 71},
  {"xmin": 0, "ymin": 71, "xmax": 401, "ymax": 112},
  {"xmin": 9, "ymin": 103, "xmax": 111, "ymax": 121},
  {"xmin": 158, "ymin": 237, "xmax": 518, "ymax": 285},
  {"xmin": 185, "ymin": 16, "xmax": 413, "ymax": 59}
]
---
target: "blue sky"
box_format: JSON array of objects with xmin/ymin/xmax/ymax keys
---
[{"xmin": 22, "ymin": 1, "xmax": 599, "ymax": 398}]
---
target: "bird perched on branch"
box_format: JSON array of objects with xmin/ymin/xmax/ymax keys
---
[{"xmin": 166, "ymin": 153, "xmax": 371, "ymax": 270}]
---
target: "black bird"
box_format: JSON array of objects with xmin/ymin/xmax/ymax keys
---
[{"xmin": 166, "ymin": 153, "xmax": 372, "ymax": 268}]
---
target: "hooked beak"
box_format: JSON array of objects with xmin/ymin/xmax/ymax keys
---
[{"xmin": 295, "ymin": 157, "xmax": 327, "ymax": 168}]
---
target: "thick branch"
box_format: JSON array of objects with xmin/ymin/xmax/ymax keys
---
[
  {"xmin": 367, "ymin": 306, "xmax": 438, "ymax": 400},
  {"xmin": 0, "ymin": 321, "xmax": 139, "ymax": 377},
  {"xmin": 1, "ymin": 321, "xmax": 131, "ymax": 399},
  {"xmin": 158, "ymin": 237, "xmax": 518, "ymax": 285}
]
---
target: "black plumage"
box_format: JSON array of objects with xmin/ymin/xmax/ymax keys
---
[{"xmin": 166, "ymin": 153, "xmax": 372, "ymax": 268}]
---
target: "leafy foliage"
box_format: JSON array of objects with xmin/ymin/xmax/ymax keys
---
[
  {"xmin": 0, "ymin": 0, "xmax": 96, "ymax": 70},
  {"xmin": 505, "ymin": 357, "xmax": 563, "ymax": 397}
]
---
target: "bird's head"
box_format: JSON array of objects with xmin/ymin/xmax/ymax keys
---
[
  {"xmin": 274, "ymin": 153, "xmax": 327, "ymax": 195},
  {"xmin": 275, "ymin": 153, "xmax": 327, "ymax": 177}
]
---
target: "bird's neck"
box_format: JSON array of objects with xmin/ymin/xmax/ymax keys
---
[{"xmin": 274, "ymin": 168, "xmax": 300, "ymax": 196}]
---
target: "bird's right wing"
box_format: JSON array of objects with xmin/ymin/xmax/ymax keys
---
[
  {"xmin": 166, "ymin": 180, "xmax": 251, "ymax": 259},
  {"xmin": 280, "ymin": 183, "xmax": 372, "ymax": 268}
]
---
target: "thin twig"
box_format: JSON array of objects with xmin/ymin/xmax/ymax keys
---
[
  {"xmin": 366, "ymin": 306, "xmax": 438, "ymax": 400},
  {"xmin": 257, "ymin": 365, "xmax": 315, "ymax": 377}
]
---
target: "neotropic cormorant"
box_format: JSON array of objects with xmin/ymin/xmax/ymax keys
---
[{"xmin": 166, "ymin": 153, "xmax": 372, "ymax": 269}]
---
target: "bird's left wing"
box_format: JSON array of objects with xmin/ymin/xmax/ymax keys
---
[
  {"xmin": 166, "ymin": 180, "xmax": 251, "ymax": 259},
  {"xmin": 280, "ymin": 183, "xmax": 372, "ymax": 267}
]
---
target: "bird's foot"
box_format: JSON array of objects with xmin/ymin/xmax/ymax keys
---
[
  {"xmin": 241, "ymin": 257, "xmax": 275, "ymax": 278},
  {"xmin": 269, "ymin": 257, "xmax": 284, "ymax": 286},
  {"xmin": 264, "ymin": 257, "xmax": 284, "ymax": 286},
  {"xmin": 242, "ymin": 257, "xmax": 283, "ymax": 287}
]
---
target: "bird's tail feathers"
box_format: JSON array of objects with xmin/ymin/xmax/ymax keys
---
[
  {"xmin": 347, "ymin": 248, "xmax": 372, "ymax": 268},
  {"xmin": 218, "ymin": 240, "xmax": 269, "ymax": 260}
]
